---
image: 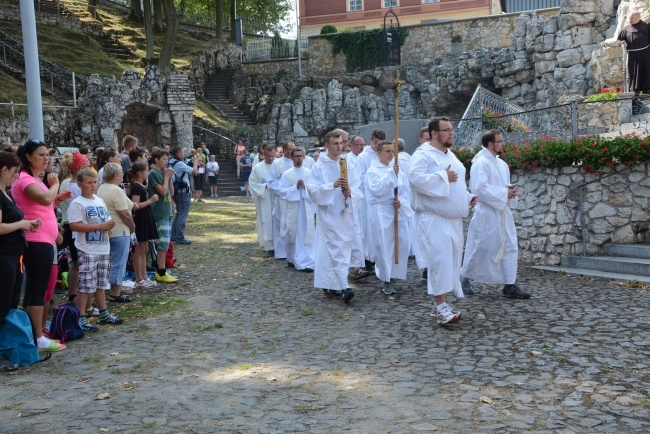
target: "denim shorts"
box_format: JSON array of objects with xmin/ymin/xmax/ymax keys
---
[
  {"xmin": 108, "ymin": 235, "xmax": 131, "ymax": 285},
  {"xmin": 156, "ymin": 216, "xmax": 172, "ymax": 251}
]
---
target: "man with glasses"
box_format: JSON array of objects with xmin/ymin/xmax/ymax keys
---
[
  {"xmin": 409, "ymin": 117, "xmax": 477, "ymax": 326},
  {"xmin": 460, "ymin": 130, "xmax": 530, "ymax": 299},
  {"xmin": 347, "ymin": 135, "xmax": 365, "ymax": 164},
  {"xmin": 365, "ymin": 140, "xmax": 412, "ymax": 295}
]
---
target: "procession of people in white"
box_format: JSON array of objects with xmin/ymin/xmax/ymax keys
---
[{"xmin": 250, "ymin": 117, "xmax": 530, "ymax": 326}]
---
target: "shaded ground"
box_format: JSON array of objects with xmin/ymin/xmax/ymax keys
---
[{"xmin": 1, "ymin": 197, "xmax": 649, "ymax": 433}]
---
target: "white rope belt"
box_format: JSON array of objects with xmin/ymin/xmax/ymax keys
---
[
  {"xmin": 493, "ymin": 207, "xmax": 507, "ymax": 264},
  {"xmin": 629, "ymin": 44, "xmax": 650, "ymax": 52}
]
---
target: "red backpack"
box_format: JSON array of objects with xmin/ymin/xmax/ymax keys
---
[{"xmin": 166, "ymin": 242, "xmax": 176, "ymax": 268}]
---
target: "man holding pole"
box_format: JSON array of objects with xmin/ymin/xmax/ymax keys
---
[{"xmin": 366, "ymin": 140, "xmax": 412, "ymax": 295}]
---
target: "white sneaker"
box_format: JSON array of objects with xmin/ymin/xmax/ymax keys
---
[
  {"xmin": 436, "ymin": 307, "xmax": 459, "ymax": 326},
  {"xmin": 431, "ymin": 302, "xmax": 462, "ymax": 319},
  {"xmin": 145, "ymin": 278, "xmax": 159, "ymax": 287}
]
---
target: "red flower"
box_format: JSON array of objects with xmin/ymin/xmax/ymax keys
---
[{"xmin": 585, "ymin": 167, "xmax": 592, "ymax": 173}]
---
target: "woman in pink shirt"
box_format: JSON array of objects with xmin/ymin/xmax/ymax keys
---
[
  {"xmin": 12, "ymin": 140, "xmax": 71, "ymax": 353},
  {"xmin": 235, "ymin": 139, "xmax": 246, "ymax": 178}
]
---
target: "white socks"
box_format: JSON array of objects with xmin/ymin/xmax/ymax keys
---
[
  {"xmin": 37, "ymin": 336, "xmax": 51, "ymax": 349},
  {"xmin": 436, "ymin": 303, "xmax": 448, "ymax": 314}
]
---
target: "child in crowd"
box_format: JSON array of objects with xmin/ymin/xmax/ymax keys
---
[
  {"xmin": 128, "ymin": 162, "xmax": 159, "ymax": 288},
  {"xmin": 67, "ymin": 169, "xmax": 123, "ymax": 332}
]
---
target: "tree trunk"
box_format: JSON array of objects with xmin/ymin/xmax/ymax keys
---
[
  {"xmin": 215, "ymin": 0, "xmax": 223, "ymax": 39},
  {"xmin": 143, "ymin": 0, "xmax": 154, "ymax": 63},
  {"xmin": 229, "ymin": 0, "xmax": 236, "ymax": 42},
  {"xmin": 158, "ymin": 0, "xmax": 178, "ymax": 74},
  {"xmin": 87, "ymin": 0, "xmax": 97, "ymax": 18},
  {"xmin": 153, "ymin": 0, "xmax": 164, "ymax": 33},
  {"xmin": 129, "ymin": 0, "xmax": 143, "ymax": 22}
]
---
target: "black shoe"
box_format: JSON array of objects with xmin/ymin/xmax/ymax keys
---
[
  {"xmin": 287, "ymin": 262, "xmax": 295, "ymax": 268},
  {"xmin": 265, "ymin": 250, "xmax": 275, "ymax": 258},
  {"xmin": 299, "ymin": 268, "xmax": 314, "ymax": 273},
  {"xmin": 382, "ymin": 282, "xmax": 396, "ymax": 295},
  {"xmin": 460, "ymin": 276, "xmax": 474, "ymax": 295},
  {"xmin": 421, "ymin": 269, "xmax": 427, "ymax": 280},
  {"xmin": 503, "ymin": 284, "xmax": 530, "ymax": 299},
  {"xmin": 328, "ymin": 289, "xmax": 343, "ymax": 297},
  {"xmin": 342, "ymin": 288, "xmax": 355, "ymax": 302}
]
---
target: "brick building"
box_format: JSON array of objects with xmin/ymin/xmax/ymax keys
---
[{"xmin": 299, "ymin": 0, "xmax": 496, "ymax": 36}]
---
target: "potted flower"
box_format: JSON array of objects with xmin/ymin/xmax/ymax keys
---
[{"xmin": 451, "ymin": 34, "xmax": 463, "ymax": 54}]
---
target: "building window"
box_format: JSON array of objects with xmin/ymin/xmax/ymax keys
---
[
  {"xmin": 383, "ymin": 0, "xmax": 398, "ymax": 8},
  {"xmin": 423, "ymin": 0, "xmax": 437, "ymax": 3},
  {"xmin": 349, "ymin": 0, "xmax": 362, "ymax": 12}
]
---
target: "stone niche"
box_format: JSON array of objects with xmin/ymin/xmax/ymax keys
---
[{"xmin": 79, "ymin": 65, "xmax": 195, "ymax": 151}]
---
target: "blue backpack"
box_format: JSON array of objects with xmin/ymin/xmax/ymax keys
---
[
  {"xmin": 0, "ymin": 309, "xmax": 44, "ymax": 367},
  {"xmin": 50, "ymin": 303, "xmax": 84, "ymax": 342}
]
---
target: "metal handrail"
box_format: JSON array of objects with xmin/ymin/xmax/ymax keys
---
[
  {"xmin": 566, "ymin": 160, "xmax": 648, "ymax": 257},
  {"xmin": 193, "ymin": 125, "xmax": 237, "ymax": 163},
  {"xmin": 0, "ymin": 101, "xmax": 77, "ymax": 118}
]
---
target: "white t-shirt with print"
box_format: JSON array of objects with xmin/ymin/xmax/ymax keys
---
[
  {"xmin": 67, "ymin": 195, "xmax": 112, "ymax": 255},
  {"xmin": 206, "ymin": 161, "xmax": 219, "ymax": 177}
]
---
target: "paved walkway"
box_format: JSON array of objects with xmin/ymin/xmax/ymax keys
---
[{"xmin": 2, "ymin": 198, "xmax": 649, "ymax": 433}]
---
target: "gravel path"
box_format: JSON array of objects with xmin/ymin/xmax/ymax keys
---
[{"xmin": 2, "ymin": 198, "xmax": 649, "ymax": 433}]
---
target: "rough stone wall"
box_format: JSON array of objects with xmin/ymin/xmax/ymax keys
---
[
  {"xmin": 0, "ymin": 4, "xmax": 104, "ymax": 37},
  {"xmin": 241, "ymin": 58, "xmax": 301, "ymax": 76},
  {"xmin": 304, "ymin": 9, "xmax": 559, "ymax": 77},
  {"xmin": 189, "ymin": 44, "xmax": 243, "ymax": 99},
  {"xmin": 511, "ymin": 162, "xmax": 650, "ymax": 265},
  {"xmin": 0, "ymin": 108, "xmax": 93, "ymax": 148}
]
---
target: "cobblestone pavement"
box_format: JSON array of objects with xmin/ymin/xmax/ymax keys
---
[{"xmin": 2, "ymin": 198, "xmax": 649, "ymax": 433}]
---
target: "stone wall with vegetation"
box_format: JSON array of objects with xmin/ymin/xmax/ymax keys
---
[
  {"xmin": 0, "ymin": 4, "xmax": 104, "ymax": 37},
  {"xmin": 510, "ymin": 162, "xmax": 650, "ymax": 265},
  {"xmin": 242, "ymin": 58, "xmax": 301, "ymax": 76},
  {"xmin": 0, "ymin": 108, "xmax": 91, "ymax": 148}
]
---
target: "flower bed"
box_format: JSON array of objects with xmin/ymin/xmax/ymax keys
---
[{"xmin": 455, "ymin": 134, "xmax": 650, "ymax": 174}]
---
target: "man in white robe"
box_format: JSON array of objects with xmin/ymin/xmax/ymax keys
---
[
  {"xmin": 249, "ymin": 147, "xmax": 276, "ymax": 257},
  {"xmin": 307, "ymin": 131, "xmax": 364, "ymax": 302},
  {"xmin": 347, "ymin": 135, "xmax": 365, "ymax": 165},
  {"xmin": 266, "ymin": 141, "xmax": 296, "ymax": 260},
  {"xmin": 366, "ymin": 140, "xmax": 412, "ymax": 295},
  {"xmin": 460, "ymin": 130, "xmax": 530, "ymax": 299},
  {"xmin": 409, "ymin": 117, "xmax": 477, "ymax": 326},
  {"xmin": 413, "ymin": 127, "xmax": 430, "ymax": 277},
  {"xmin": 354, "ymin": 128, "xmax": 386, "ymax": 275},
  {"xmin": 276, "ymin": 147, "xmax": 315, "ymax": 272}
]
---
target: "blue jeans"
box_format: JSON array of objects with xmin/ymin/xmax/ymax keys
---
[
  {"xmin": 171, "ymin": 191, "xmax": 191, "ymax": 242},
  {"xmin": 108, "ymin": 235, "xmax": 131, "ymax": 285}
]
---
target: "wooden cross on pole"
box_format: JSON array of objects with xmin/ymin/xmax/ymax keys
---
[{"xmin": 390, "ymin": 70, "xmax": 406, "ymax": 264}]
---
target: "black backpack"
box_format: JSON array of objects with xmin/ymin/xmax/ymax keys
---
[{"xmin": 170, "ymin": 159, "xmax": 189, "ymax": 195}]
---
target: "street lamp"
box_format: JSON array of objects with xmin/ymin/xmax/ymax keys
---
[{"xmin": 296, "ymin": 0, "xmax": 302, "ymax": 77}]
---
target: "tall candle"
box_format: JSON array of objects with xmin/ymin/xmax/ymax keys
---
[{"xmin": 339, "ymin": 155, "xmax": 348, "ymax": 180}]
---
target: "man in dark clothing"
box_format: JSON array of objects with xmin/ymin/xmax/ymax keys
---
[{"xmin": 618, "ymin": 10, "xmax": 650, "ymax": 94}]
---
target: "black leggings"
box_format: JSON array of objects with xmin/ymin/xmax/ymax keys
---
[
  {"xmin": 0, "ymin": 254, "xmax": 23, "ymax": 328},
  {"xmin": 22, "ymin": 242, "xmax": 54, "ymax": 308}
]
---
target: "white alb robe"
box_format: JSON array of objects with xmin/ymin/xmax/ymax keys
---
[
  {"xmin": 249, "ymin": 162, "xmax": 274, "ymax": 251},
  {"xmin": 277, "ymin": 167, "xmax": 315, "ymax": 271},
  {"xmin": 461, "ymin": 148, "xmax": 519, "ymax": 284},
  {"xmin": 355, "ymin": 146, "xmax": 379, "ymax": 260},
  {"xmin": 307, "ymin": 153, "xmax": 364, "ymax": 291},
  {"xmin": 409, "ymin": 143, "xmax": 474, "ymax": 297},
  {"xmin": 267, "ymin": 156, "xmax": 294, "ymax": 259},
  {"xmin": 366, "ymin": 160, "xmax": 413, "ymax": 282}
]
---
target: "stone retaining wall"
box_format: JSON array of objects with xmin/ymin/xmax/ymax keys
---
[
  {"xmin": 305, "ymin": 8, "xmax": 560, "ymax": 77},
  {"xmin": 510, "ymin": 162, "xmax": 650, "ymax": 265},
  {"xmin": 0, "ymin": 4, "xmax": 104, "ymax": 37},
  {"xmin": 0, "ymin": 107, "xmax": 93, "ymax": 148},
  {"xmin": 242, "ymin": 58, "xmax": 301, "ymax": 76}
]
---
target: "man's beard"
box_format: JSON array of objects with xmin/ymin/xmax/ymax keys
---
[{"xmin": 443, "ymin": 139, "xmax": 453, "ymax": 148}]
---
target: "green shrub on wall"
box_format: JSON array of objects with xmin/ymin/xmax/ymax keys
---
[
  {"xmin": 455, "ymin": 135, "xmax": 650, "ymax": 174},
  {"xmin": 320, "ymin": 25, "xmax": 337, "ymax": 35},
  {"xmin": 327, "ymin": 28, "xmax": 409, "ymax": 72}
]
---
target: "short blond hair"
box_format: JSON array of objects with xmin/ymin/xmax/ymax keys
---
[{"xmin": 102, "ymin": 162, "xmax": 123, "ymax": 182}]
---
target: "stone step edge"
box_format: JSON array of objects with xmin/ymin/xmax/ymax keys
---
[{"xmin": 530, "ymin": 266, "xmax": 650, "ymax": 284}]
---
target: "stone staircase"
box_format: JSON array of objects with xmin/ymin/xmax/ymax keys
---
[
  {"xmin": 532, "ymin": 243, "xmax": 650, "ymax": 284},
  {"xmin": 208, "ymin": 154, "xmax": 246, "ymax": 197},
  {"xmin": 203, "ymin": 69, "xmax": 256, "ymax": 126},
  {"xmin": 100, "ymin": 30, "xmax": 132, "ymax": 60}
]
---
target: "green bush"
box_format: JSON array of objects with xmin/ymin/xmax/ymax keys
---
[
  {"xmin": 320, "ymin": 25, "xmax": 338, "ymax": 35},
  {"xmin": 454, "ymin": 135, "xmax": 650, "ymax": 174},
  {"xmin": 328, "ymin": 28, "xmax": 409, "ymax": 72},
  {"xmin": 451, "ymin": 34, "xmax": 463, "ymax": 43}
]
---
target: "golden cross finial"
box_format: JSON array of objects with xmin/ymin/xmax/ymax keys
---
[{"xmin": 389, "ymin": 70, "xmax": 406, "ymax": 91}]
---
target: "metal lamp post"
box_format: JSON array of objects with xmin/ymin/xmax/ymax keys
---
[{"xmin": 19, "ymin": 0, "xmax": 44, "ymax": 140}]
